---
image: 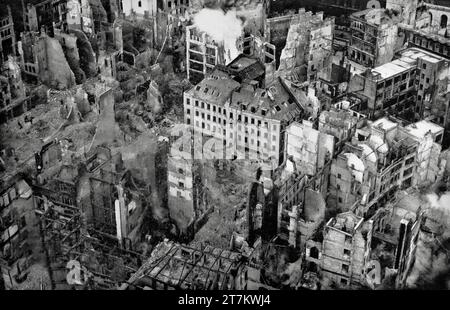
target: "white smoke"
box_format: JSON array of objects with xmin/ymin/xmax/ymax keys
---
[
  {"xmin": 193, "ymin": 8, "xmax": 243, "ymax": 64},
  {"xmin": 404, "ymin": 192, "xmax": 450, "ymax": 289},
  {"xmin": 426, "ymin": 192, "xmax": 450, "ymax": 219}
]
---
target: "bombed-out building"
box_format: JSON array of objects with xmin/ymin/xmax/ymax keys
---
[
  {"xmin": 183, "ymin": 62, "xmax": 309, "ymax": 169},
  {"xmin": 276, "ymin": 9, "xmax": 335, "ymax": 85},
  {"xmin": 328, "ymin": 117, "xmax": 444, "ymax": 217},
  {"xmin": 347, "ymin": 8, "xmax": 401, "ymax": 72},
  {"xmin": 349, "ymin": 47, "xmax": 450, "ymax": 128},
  {"xmin": 321, "ymin": 211, "xmax": 373, "ymax": 288},
  {"xmin": 120, "ymin": 239, "xmax": 249, "ymax": 290}
]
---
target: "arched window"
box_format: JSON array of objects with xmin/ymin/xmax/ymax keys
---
[
  {"xmin": 138, "ymin": 0, "xmax": 142, "ymax": 7},
  {"xmin": 441, "ymin": 14, "xmax": 448, "ymax": 29}
]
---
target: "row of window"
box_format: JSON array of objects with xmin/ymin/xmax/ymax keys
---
[
  {"xmin": 0, "ymin": 28, "xmax": 12, "ymax": 38},
  {"xmin": 0, "ymin": 18, "xmax": 11, "ymax": 27},
  {"xmin": 186, "ymin": 99, "xmax": 279, "ymax": 131},
  {"xmin": 167, "ymin": 0, "xmax": 189, "ymax": 8},
  {"xmin": 189, "ymin": 119, "xmax": 278, "ymax": 152},
  {"xmin": 413, "ymin": 35, "xmax": 449, "ymax": 56}
]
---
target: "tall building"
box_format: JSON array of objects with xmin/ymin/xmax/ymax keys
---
[
  {"xmin": 0, "ymin": 6, "xmax": 16, "ymax": 63},
  {"xmin": 328, "ymin": 117, "xmax": 444, "ymax": 216},
  {"xmin": 121, "ymin": 239, "xmax": 249, "ymax": 290},
  {"xmin": 398, "ymin": 27, "xmax": 450, "ymax": 59},
  {"xmin": 285, "ymin": 120, "xmax": 335, "ymax": 177},
  {"xmin": 120, "ymin": 0, "xmax": 157, "ymax": 18},
  {"xmin": 0, "ymin": 178, "xmax": 40, "ymax": 290},
  {"xmin": 347, "ymin": 8, "xmax": 401, "ymax": 72},
  {"xmin": 321, "ymin": 212, "xmax": 373, "ymax": 288},
  {"xmin": 277, "ymin": 9, "xmax": 335, "ymax": 84},
  {"xmin": 349, "ymin": 47, "xmax": 450, "ymax": 126},
  {"xmin": 183, "ymin": 63, "xmax": 308, "ymax": 167},
  {"xmin": 414, "ymin": 1, "xmax": 450, "ymax": 37}
]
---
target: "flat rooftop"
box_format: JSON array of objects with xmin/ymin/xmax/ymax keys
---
[
  {"xmin": 370, "ymin": 47, "xmax": 447, "ymax": 80},
  {"xmin": 404, "ymin": 120, "xmax": 444, "ymax": 139},
  {"xmin": 372, "ymin": 117, "xmax": 398, "ymax": 132}
]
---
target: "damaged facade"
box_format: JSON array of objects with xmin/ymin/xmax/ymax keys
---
[
  {"xmin": 347, "ymin": 8, "xmax": 401, "ymax": 72},
  {"xmin": 328, "ymin": 117, "xmax": 444, "ymax": 217},
  {"xmin": 349, "ymin": 47, "xmax": 450, "ymax": 129}
]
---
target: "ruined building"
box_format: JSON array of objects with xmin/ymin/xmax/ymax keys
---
[
  {"xmin": 183, "ymin": 64, "xmax": 308, "ymax": 168},
  {"xmin": 121, "ymin": 239, "xmax": 249, "ymax": 290},
  {"xmin": 167, "ymin": 137, "xmax": 213, "ymax": 238},
  {"xmin": 33, "ymin": 144, "xmax": 147, "ymax": 289},
  {"xmin": 0, "ymin": 56, "xmax": 28, "ymax": 124},
  {"xmin": 328, "ymin": 117, "xmax": 444, "ymax": 217},
  {"xmin": 0, "ymin": 6, "xmax": 16, "ymax": 63},
  {"xmin": 185, "ymin": 24, "xmax": 243, "ymax": 83},
  {"xmin": 386, "ymin": 0, "xmax": 420, "ymax": 26},
  {"xmin": 285, "ymin": 120, "xmax": 335, "ymax": 177},
  {"xmin": 23, "ymin": 0, "xmax": 69, "ymax": 35},
  {"xmin": 347, "ymin": 8, "xmax": 401, "ymax": 72},
  {"xmin": 398, "ymin": 26, "xmax": 450, "ymax": 60},
  {"xmin": 0, "ymin": 178, "xmax": 40, "ymax": 290},
  {"xmin": 369, "ymin": 189, "xmax": 422, "ymax": 288},
  {"xmin": 415, "ymin": 1, "xmax": 450, "ymax": 38},
  {"xmin": 120, "ymin": 0, "xmax": 158, "ymax": 18},
  {"xmin": 276, "ymin": 9, "xmax": 335, "ymax": 85},
  {"xmin": 321, "ymin": 212, "xmax": 373, "ymax": 288},
  {"xmin": 349, "ymin": 47, "xmax": 450, "ymax": 128},
  {"xmin": 276, "ymin": 161, "xmax": 327, "ymax": 250},
  {"xmin": 395, "ymin": 198, "xmax": 450, "ymax": 289},
  {"xmin": 318, "ymin": 108, "xmax": 360, "ymax": 152}
]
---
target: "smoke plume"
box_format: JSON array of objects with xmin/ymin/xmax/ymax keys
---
[
  {"xmin": 405, "ymin": 192, "xmax": 450, "ymax": 289},
  {"xmin": 193, "ymin": 8, "xmax": 243, "ymax": 64}
]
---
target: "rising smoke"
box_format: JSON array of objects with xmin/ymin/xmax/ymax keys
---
[
  {"xmin": 193, "ymin": 8, "xmax": 244, "ymax": 64},
  {"xmin": 405, "ymin": 192, "xmax": 450, "ymax": 289}
]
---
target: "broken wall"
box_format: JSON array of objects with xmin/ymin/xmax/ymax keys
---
[
  {"xmin": 54, "ymin": 30, "xmax": 86, "ymax": 84},
  {"xmin": 36, "ymin": 34, "xmax": 76, "ymax": 90}
]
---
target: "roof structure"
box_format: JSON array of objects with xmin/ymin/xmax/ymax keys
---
[
  {"xmin": 404, "ymin": 120, "xmax": 444, "ymax": 140},
  {"xmin": 124, "ymin": 240, "xmax": 244, "ymax": 290},
  {"xmin": 370, "ymin": 47, "xmax": 447, "ymax": 80}
]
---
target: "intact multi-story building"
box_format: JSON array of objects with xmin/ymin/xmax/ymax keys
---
[
  {"xmin": 347, "ymin": 8, "xmax": 401, "ymax": 72},
  {"xmin": 277, "ymin": 9, "xmax": 335, "ymax": 84},
  {"xmin": 183, "ymin": 64, "xmax": 307, "ymax": 167}
]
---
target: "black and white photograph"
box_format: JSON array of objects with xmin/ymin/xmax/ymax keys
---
[{"xmin": 0, "ymin": 0, "xmax": 449, "ymax": 297}]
